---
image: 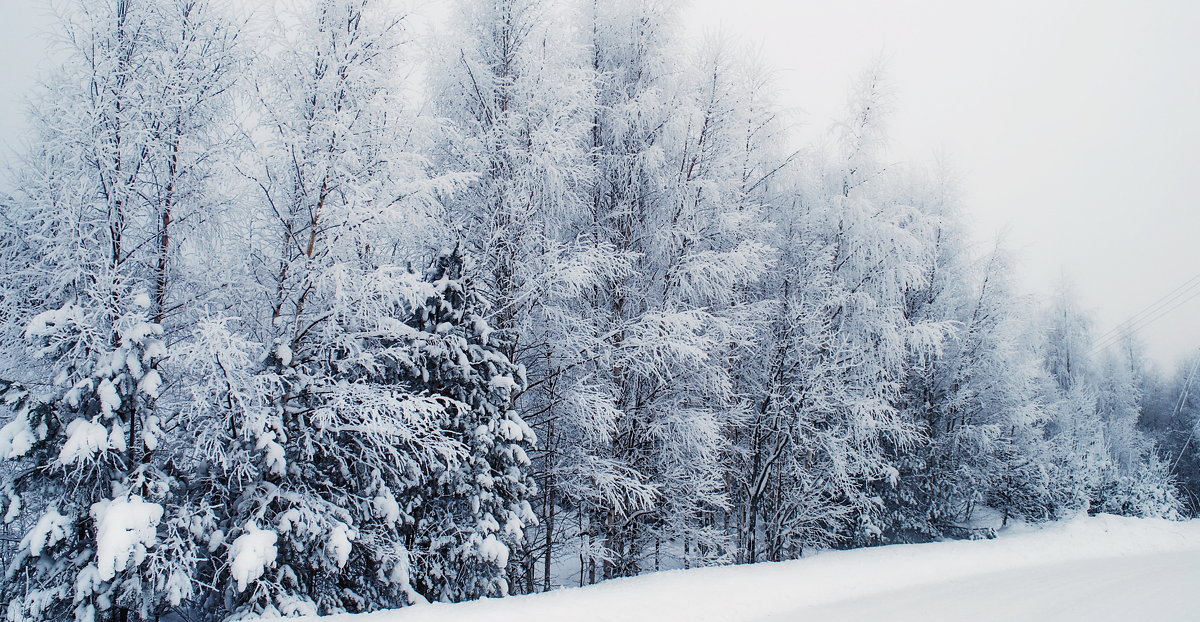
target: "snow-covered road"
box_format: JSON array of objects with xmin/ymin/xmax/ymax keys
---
[
  {"xmin": 765, "ymin": 549, "xmax": 1200, "ymax": 621},
  {"xmin": 308, "ymin": 515, "xmax": 1200, "ymax": 622}
]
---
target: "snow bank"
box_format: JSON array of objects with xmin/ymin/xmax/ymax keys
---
[{"xmin": 299, "ymin": 514, "xmax": 1200, "ymax": 622}]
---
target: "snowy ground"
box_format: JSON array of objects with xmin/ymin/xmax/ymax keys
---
[{"xmin": 306, "ymin": 514, "xmax": 1200, "ymax": 622}]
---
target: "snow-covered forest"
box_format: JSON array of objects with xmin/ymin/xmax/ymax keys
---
[{"xmin": 0, "ymin": 0, "xmax": 1196, "ymax": 620}]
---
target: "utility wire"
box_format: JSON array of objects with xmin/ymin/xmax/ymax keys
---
[
  {"xmin": 1169, "ymin": 352, "xmax": 1200, "ymax": 474},
  {"xmin": 1092, "ymin": 286, "xmax": 1200, "ymax": 354},
  {"xmin": 1093, "ymin": 271, "xmax": 1200, "ymax": 346},
  {"xmin": 1090, "ymin": 273, "xmax": 1200, "ymax": 355}
]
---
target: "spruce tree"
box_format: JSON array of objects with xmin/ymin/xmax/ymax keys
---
[
  {"xmin": 405, "ymin": 249, "xmax": 537, "ymax": 602},
  {"xmin": 0, "ymin": 299, "xmax": 181, "ymax": 622}
]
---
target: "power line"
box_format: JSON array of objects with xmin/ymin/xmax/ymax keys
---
[
  {"xmin": 1090, "ymin": 272, "xmax": 1200, "ymax": 355},
  {"xmin": 1092, "ymin": 286, "xmax": 1200, "ymax": 354},
  {"xmin": 1092, "ymin": 271, "xmax": 1200, "ymax": 344},
  {"xmin": 1169, "ymin": 352, "xmax": 1200, "ymax": 475},
  {"xmin": 1091, "ymin": 270, "xmax": 1200, "ymax": 339}
]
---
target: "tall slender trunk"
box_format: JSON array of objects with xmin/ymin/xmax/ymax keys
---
[
  {"xmin": 542, "ymin": 418, "xmax": 556, "ymax": 591},
  {"xmin": 153, "ymin": 122, "xmax": 182, "ymax": 326}
]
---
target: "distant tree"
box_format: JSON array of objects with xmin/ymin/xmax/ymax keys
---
[
  {"xmin": 1036, "ymin": 289, "xmax": 1181, "ymax": 519},
  {"xmin": 1139, "ymin": 353, "xmax": 1200, "ymax": 515}
]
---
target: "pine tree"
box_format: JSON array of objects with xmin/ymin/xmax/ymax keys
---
[
  {"xmin": 182, "ymin": 1, "xmax": 470, "ymax": 616},
  {"xmin": 0, "ymin": 299, "xmax": 178, "ymax": 622},
  {"xmin": 404, "ymin": 249, "xmax": 537, "ymax": 601}
]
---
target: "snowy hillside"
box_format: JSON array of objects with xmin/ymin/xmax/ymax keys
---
[{"xmin": 305, "ymin": 515, "xmax": 1200, "ymax": 622}]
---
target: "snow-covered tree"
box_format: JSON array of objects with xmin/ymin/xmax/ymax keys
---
[
  {"xmin": 0, "ymin": 0, "xmax": 1191, "ymax": 614},
  {"xmin": 745, "ymin": 63, "xmax": 947, "ymax": 552},
  {"xmin": 578, "ymin": 0, "xmax": 774, "ymax": 577},
  {"xmin": 402, "ymin": 249, "xmax": 537, "ymax": 601},
  {"xmin": 1090, "ymin": 338, "xmax": 1182, "ymax": 518},
  {"xmin": 0, "ymin": 0, "xmax": 238, "ymax": 619},
  {"xmin": 427, "ymin": 0, "xmax": 635, "ymax": 591},
  {"xmin": 890, "ymin": 241, "xmax": 1059, "ymax": 536},
  {"xmin": 182, "ymin": 1, "xmax": 475, "ymax": 616},
  {"xmin": 0, "ymin": 300, "xmax": 178, "ymax": 622},
  {"xmin": 1033, "ymin": 288, "xmax": 1181, "ymax": 519}
]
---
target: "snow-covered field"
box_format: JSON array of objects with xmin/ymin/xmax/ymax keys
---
[{"xmin": 305, "ymin": 514, "xmax": 1200, "ymax": 622}]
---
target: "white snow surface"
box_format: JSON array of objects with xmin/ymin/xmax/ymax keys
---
[
  {"xmin": 97, "ymin": 378, "xmax": 121, "ymax": 418},
  {"xmin": 300, "ymin": 514, "xmax": 1200, "ymax": 622},
  {"xmin": 92, "ymin": 496, "xmax": 164, "ymax": 581},
  {"xmin": 20, "ymin": 506, "xmax": 70, "ymax": 557},
  {"xmin": 328, "ymin": 522, "xmax": 355, "ymax": 569},
  {"xmin": 229, "ymin": 522, "xmax": 278, "ymax": 592},
  {"xmin": 58, "ymin": 418, "xmax": 110, "ymax": 464},
  {"xmin": 0, "ymin": 414, "xmax": 35, "ymax": 458},
  {"xmin": 476, "ymin": 533, "xmax": 509, "ymax": 568}
]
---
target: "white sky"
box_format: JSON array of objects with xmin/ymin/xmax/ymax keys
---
[
  {"xmin": 692, "ymin": 0, "xmax": 1200, "ymax": 368},
  {"xmin": 1, "ymin": 0, "xmax": 1197, "ymax": 366}
]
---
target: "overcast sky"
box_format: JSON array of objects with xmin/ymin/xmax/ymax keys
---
[
  {"xmin": 1, "ymin": 0, "xmax": 1197, "ymax": 366},
  {"xmin": 683, "ymin": 0, "xmax": 1200, "ymax": 368}
]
